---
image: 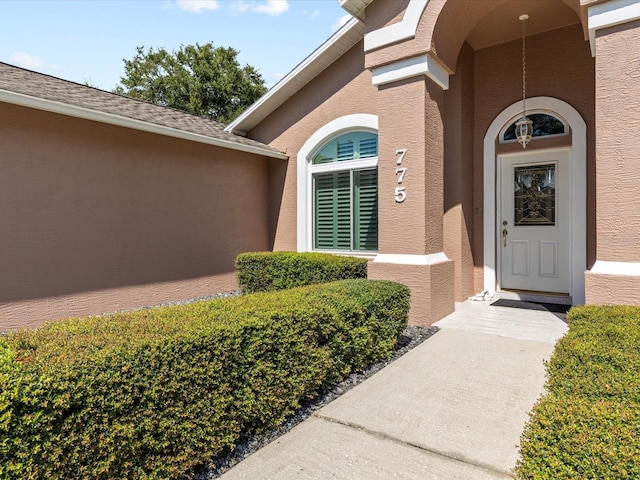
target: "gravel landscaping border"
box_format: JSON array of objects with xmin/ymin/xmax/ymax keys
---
[{"xmin": 188, "ymin": 324, "xmax": 439, "ymax": 480}]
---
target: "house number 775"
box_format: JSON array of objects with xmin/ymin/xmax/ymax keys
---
[{"xmin": 395, "ymin": 149, "xmax": 408, "ymax": 203}]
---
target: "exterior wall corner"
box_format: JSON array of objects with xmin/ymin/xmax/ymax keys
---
[{"xmin": 368, "ymin": 258, "xmax": 455, "ymax": 325}]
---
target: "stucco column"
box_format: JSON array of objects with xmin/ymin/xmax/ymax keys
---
[
  {"xmin": 585, "ymin": 12, "xmax": 640, "ymax": 304},
  {"xmin": 368, "ymin": 76, "xmax": 454, "ymax": 325}
]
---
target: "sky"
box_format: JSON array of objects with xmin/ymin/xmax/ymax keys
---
[{"xmin": 0, "ymin": 0, "xmax": 351, "ymax": 91}]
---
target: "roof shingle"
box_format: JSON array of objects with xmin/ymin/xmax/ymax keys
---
[{"xmin": 0, "ymin": 62, "xmax": 285, "ymax": 157}]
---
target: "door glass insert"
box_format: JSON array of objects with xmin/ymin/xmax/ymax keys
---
[{"xmin": 514, "ymin": 164, "xmax": 556, "ymax": 226}]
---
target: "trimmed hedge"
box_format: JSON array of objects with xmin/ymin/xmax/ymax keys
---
[
  {"xmin": 236, "ymin": 251, "xmax": 368, "ymax": 293},
  {"xmin": 516, "ymin": 305, "xmax": 640, "ymax": 479},
  {"xmin": 0, "ymin": 279, "xmax": 409, "ymax": 480}
]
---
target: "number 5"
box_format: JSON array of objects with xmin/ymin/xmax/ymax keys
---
[{"xmin": 395, "ymin": 186, "xmax": 406, "ymax": 203}]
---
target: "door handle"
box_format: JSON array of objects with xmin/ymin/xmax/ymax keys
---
[{"xmin": 502, "ymin": 228, "xmax": 508, "ymax": 247}]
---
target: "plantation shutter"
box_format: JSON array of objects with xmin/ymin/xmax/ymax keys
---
[
  {"xmin": 337, "ymin": 138, "xmax": 355, "ymax": 162},
  {"xmin": 358, "ymin": 135, "xmax": 378, "ymax": 159},
  {"xmin": 314, "ymin": 172, "xmax": 351, "ymax": 250},
  {"xmin": 311, "ymin": 131, "xmax": 378, "ymax": 252},
  {"xmin": 353, "ymin": 169, "xmax": 378, "ymax": 251}
]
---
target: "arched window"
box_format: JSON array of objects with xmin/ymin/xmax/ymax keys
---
[
  {"xmin": 502, "ymin": 113, "xmax": 566, "ymax": 143},
  {"xmin": 310, "ymin": 132, "xmax": 378, "ymax": 252}
]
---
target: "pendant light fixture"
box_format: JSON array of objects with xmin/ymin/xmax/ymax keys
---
[{"xmin": 515, "ymin": 13, "xmax": 533, "ymax": 148}]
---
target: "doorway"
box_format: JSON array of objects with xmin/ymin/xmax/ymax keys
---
[
  {"xmin": 483, "ymin": 97, "xmax": 587, "ymax": 304},
  {"xmin": 498, "ymin": 149, "xmax": 570, "ymax": 294}
]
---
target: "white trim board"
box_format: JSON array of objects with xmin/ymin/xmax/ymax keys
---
[
  {"xmin": 0, "ymin": 89, "xmax": 287, "ymax": 160},
  {"xmin": 591, "ymin": 260, "xmax": 640, "ymax": 277},
  {"xmin": 371, "ymin": 54, "xmax": 449, "ymax": 90},
  {"xmin": 373, "ymin": 253, "xmax": 449, "ymax": 265},
  {"xmin": 364, "ymin": 0, "xmax": 430, "ymax": 52},
  {"xmin": 483, "ymin": 97, "xmax": 587, "ymax": 304},
  {"xmin": 588, "ymin": 0, "xmax": 640, "ymax": 56},
  {"xmin": 297, "ymin": 114, "xmax": 379, "ymax": 252}
]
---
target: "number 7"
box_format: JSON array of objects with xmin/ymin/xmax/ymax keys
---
[{"xmin": 395, "ymin": 149, "xmax": 407, "ymax": 165}]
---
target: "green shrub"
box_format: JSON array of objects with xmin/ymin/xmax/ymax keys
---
[
  {"xmin": 0, "ymin": 279, "xmax": 409, "ymax": 480},
  {"xmin": 236, "ymin": 251, "xmax": 368, "ymax": 293},
  {"xmin": 516, "ymin": 305, "xmax": 640, "ymax": 479}
]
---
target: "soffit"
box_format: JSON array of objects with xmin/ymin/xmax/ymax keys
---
[
  {"xmin": 466, "ymin": 0, "xmax": 580, "ymax": 51},
  {"xmin": 339, "ymin": 0, "xmax": 374, "ymax": 19}
]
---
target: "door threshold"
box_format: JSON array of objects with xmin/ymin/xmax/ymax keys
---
[{"xmin": 497, "ymin": 289, "xmax": 572, "ymax": 306}]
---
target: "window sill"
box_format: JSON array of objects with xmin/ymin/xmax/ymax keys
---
[{"xmin": 313, "ymin": 250, "xmax": 378, "ymax": 260}]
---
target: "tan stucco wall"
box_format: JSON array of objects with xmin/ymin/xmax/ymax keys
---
[
  {"xmin": 584, "ymin": 19, "xmax": 640, "ymax": 305},
  {"xmin": 368, "ymin": 260, "xmax": 454, "ymax": 325},
  {"xmin": 586, "ymin": 271, "xmax": 640, "ymax": 305},
  {"xmin": 363, "ymin": 0, "xmax": 409, "ymax": 35},
  {"xmin": 0, "ymin": 103, "xmax": 272, "ymax": 330},
  {"xmin": 471, "ymin": 23, "xmax": 596, "ymax": 295},
  {"xmin": 248, "ymin": 40, "xmax": 378, "ymax": 251},
  {"xmin": 374, "ymin": 74, "xmax": 455, "ymax": 324},
  {"xmin": 593, "ymin": 20, "xmax": 640, "ymax": 263},
  {"xmin": 443, "ymin": 42, "xmax": 475, "ymax": 301},
  {"xmin": 247, "ymin": 9, "xmax": 596, "ymax": 319},
  {"xmin": 248, "ymin": 39, "xmax": 457, "ymax": 324},
  {"xmin": 377, "ymin": 76, "xmax": 444, "ymax": 255}
]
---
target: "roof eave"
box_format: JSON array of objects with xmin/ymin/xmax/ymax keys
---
[
  {"xmin": 339, "ymin": 0, "xmax": 374, "ymax": 20},
  {"xmin": 225, "ymin": 16, "xmax": 365, "ymax": 136},
  {"xmin": 0, "ymin": 89, "xmax": 288, "ymax": 160}
]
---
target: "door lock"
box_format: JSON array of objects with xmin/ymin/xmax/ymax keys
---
[{"xmin": 502, "ymin": 228, "xmax": 508, "ymax": 247}]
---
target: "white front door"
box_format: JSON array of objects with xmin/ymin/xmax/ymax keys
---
[{"xmin": 499, "ymin": 148, "xmax": 570, "ymax": 294}]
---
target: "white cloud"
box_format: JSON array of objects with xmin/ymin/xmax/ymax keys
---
[
  {"xmin": 332, "ymin": 14, "xmax": 352, "ymax": 32},
  {"xmin": 10, "ymin": 52, "xmax": 44, "ymax": 70},
  {"xmin": 9, "ymin": 52, "xmax": 61, "ymax": 73},
  {"xmin": 231, "ymin": 0, "xmax": 251, "ymax": 13},
  {"xmin": 176, "ymin": 0, "xmax": 219, "ymax": 12},
  {"xmin": 253, "ymin": 0, "xmax": 289, "ymax": 16},
  {"xmin": 303, "ymin": 9, "xmax": 320, "ymax": 19}
]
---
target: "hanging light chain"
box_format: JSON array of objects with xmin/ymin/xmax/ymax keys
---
[
  {"xmin": 515, "ymin": 14, "xmax": 533, "ymax": 149},
  {"xmin": 521, "ymin": 14, "xmax": 528, "ymax": 116}
]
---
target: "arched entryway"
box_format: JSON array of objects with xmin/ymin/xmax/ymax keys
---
[
  {"xmin": 361, "ymin": 0, "xmax": 594, "ymax": 321},
  {"xmin": 483, "ymin": 97, "xmax": 586, "ymax": 304}
]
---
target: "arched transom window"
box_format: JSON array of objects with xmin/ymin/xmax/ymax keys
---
[
  {"xmin": 310, "ymin": 132, "xmax": 378, "ymax": 252},
  {"xmin": 502, "ymin": 113, "xmax": 567, "ymax": 143}
]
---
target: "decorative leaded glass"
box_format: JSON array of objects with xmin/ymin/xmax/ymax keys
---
[
  {"xmin": 503, "ymin": 114, "xmax": 565, "ymax": 142},
  {"xmin": 514, "ymin": 164, "xmax": 556, "ymax": 226}
]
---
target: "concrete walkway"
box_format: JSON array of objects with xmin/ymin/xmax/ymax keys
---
[{"xmin": 219, "ymin": 300, "xmax": 568, "ymax": 479}]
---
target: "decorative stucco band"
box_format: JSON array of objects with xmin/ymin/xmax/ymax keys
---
[
  {"xmin": 373, "ymin": 252, "xmax": 449, "ymax": 265},
  {"xmin": 588, "ymin": 0, "xmax": 640, "ymax": 55},
  {"xmin": 371, "ymin": 54, "xmax": 450, "ymax": 90},
  {"xmin": 590, "ymin": 261, "xmax": 640, "ymax": 276},
  {"xmin": 364, "ymin": 0, "xmax": 429, "ymax": 51}
]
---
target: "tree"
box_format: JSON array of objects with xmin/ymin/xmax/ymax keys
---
[{"xmin": 114, "ymin": 43, "xmax": 267, "ymax": 123}]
